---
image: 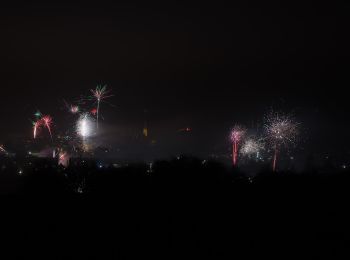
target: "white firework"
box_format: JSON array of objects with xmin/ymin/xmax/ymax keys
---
[
  {"xmin": 240, "ymin": 138, "xmax": 264, "ymax": 157},
  {"xmin": 77, "ymin": 113, "xmax": 94, "ymax": 138},
  {"xmin": 264, "ymin": 110, "xmax": 300, "ymax": 171}
]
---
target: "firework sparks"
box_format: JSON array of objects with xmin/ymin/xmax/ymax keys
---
[
  {"xmin": 33, "ymin": 120, "xmax": 43, "ymax": 139},
  {"xmin": 91, "ymin": 108, "xmax": 97, "ymax": 116},
  {"xmin": 71, "ymin": 105, "xmax": 79, "ymax": 114},
  {"xmin": 90, "ymin": 85, "xmax": 113, "ymax": 129},
  {"xmin": 64, "ymin": 100, "xmax": 80, "ymax": 114},
  {"xmin": 230, "ymin": 125, "xmax": 246, "ymax": 166},
  {"xmin": 42, "ymin": 115, "xmax": 53, "ymax": 140},
  {"xmin": 240, "ymin": 137, "xmax": 264, "ymax": 158},
  {"xmin": 77, "ymin": 113, "xmax": 93, "ymax": 138},
  {"xmin": 264, "ymin": 111, "xmax": 300, "ymax": 172}
]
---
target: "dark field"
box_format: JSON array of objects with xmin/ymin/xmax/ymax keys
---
[{"xmin": 0, "ymin": 157, "xmax": 349, "ymax": 259}]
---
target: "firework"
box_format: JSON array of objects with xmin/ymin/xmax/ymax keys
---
[
  {"xmin": 77, "ymin": 113, "xmax": 93, "ymax": 138},
  {"xmin": 240, "ymin": 137, "xmax": 264, "ymax": 158},
  {"xmin": 34, "ymin": 110, "xmax": 42, "ymax": 118},
  {"xmin": 178, "ymin": 127, "xmax": 192, "ymax": 132},
  {"xmin": 71, "ymin": 105, "xmax": 79, "ymax": 114},
  {"xmin": 230, "ymin": 125, "xmax": 246, "ymax": 166},
  {"xmin": 91, "ymin": 108, "xmax": 97, "ymax": 116},
  {"xmin": 63, "ymin": 100, "xmax": 79, "ymax": 114},
  {"xmin": 90, "ymin": 85, "xmax": 113, "ymax": 129},
  {"xmin": 264, "ymin": 111, "xmax": 299, "ymax": 172},
  {"xmin": 42, "ymin": 115, "xmax": 53, "ymax": 140},
  {"xmin": 33, "ymin": 120, "xmax": 43, "ymax": 139}
]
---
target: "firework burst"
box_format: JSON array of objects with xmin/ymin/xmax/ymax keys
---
[
  {"xmin": 91, "ymin": 108, "xmax": 97, "ymax": 116},
  {"xmin": 32, "ymin": 113, "xmax": 53, "ymax": 140},
  {"xmin": 230, "ymin": 125, "xmax": 246, "ymax": 166},
  {"xmin": 63, "ymin": 100, "xmax": 80, "ymax": 114},
  {"xmin": 42, "ymin": 115, "xmax": 53, "ymax": 140},
  {"xmin": 240, "ymin": 137, "xmax": 264, "ymax": 159},
  {"xmin": 90, "ymin": 85, "xmax": 113, "ymax": 130},
  {"xmin": 70, "ymin": 105, "xmax": 79, "ymax": 114},
  {"xmin": 77, "ymin": 113, "xmax": 94, "ymax": 139},
  {"xmin": 264, "ymin": 111, "xmax": 300, "ymax": 172}
]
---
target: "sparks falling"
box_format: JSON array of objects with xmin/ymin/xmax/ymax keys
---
[
  {"xmin": 32, "ymin": 113, "xmax": 53, "ymax": 140},
  {"xmin": 42, "ymin": 115, "xmax": 53, "ymax": 140},
  {"xmin": 90, "ymin": 85, "xmax": 113, "ymax": 130},
  {"xmin": 230, "ymin": 125, "xmax": 246, "ymax": 166},
  {"xmin": 63, "ymin": 100, "xmax": 79, "ymax": 114},
  {"xmin": 264, "ymin": 111, "xmax": 300, "ymax": 172}
]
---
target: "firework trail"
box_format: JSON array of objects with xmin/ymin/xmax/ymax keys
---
[
  {"xmin": 33, "ymin": 120, "xmax": 43, "ymax": 139},
  {"xmin": 264, "ymin": 111, "xmax": 299, "ymax": 172},
  {"xmin": 90, "ymin": 85, "xmax": 113, "ymax": 130},
  {"xmin": 230, "ymin": 125, "xmax": 246, "ymax": 166},
  {"xmin": 42, "ymin": 115, "xmax": 53, "ymax": 140},
  {"xmin": 33, "ymin": 113, "xmax": 53, "ymax": 140}
]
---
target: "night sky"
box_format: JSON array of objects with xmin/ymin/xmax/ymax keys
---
[{"xmin": 0, "ymin": 2, "xmax": 345, "ymax": 160}]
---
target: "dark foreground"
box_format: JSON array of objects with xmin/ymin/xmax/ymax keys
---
[{"xmin": 0, "ymin": 157, "xmax": 349, "ymax": 259}]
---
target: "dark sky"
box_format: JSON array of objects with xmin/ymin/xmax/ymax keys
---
[{"xmin": 0, "ymin": 2, "xmax": 346, "ymax": 158}]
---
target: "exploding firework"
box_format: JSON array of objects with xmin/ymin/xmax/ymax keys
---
[
  {"xmin": 264, "ymin": 111, "xmax": 300, "ymax": 172},
  {"xmin": 32, "ymin": 112, "xmax": 53, "ymax": 140},
  {"xmin": 90, "ymin": 85, "xmax": 113, "ymax": 129},
  {"xmin": 230, "ymin": 125, "xmax": 246, "ymax": 166},
  {"xmin": 71, "ymin": 105, "xmax": 79, "ymax": 114},
  {"xmin": 63, "ymin": 100, "xmax": 80, "ymax": 114},
  {"xmin": 77, "ymin": 113, "xmax": 94, "ymax": 139},
  {"xmin": 42, "ymin": 115, "xmax": 53, "ymax": 140},
  {"xmin": 240, "ymin": 137, "xmax": 264, "ymax": 158},
  {"xmin": 91, "ymin": 108, "xmax": 97, "ymax": 116}
]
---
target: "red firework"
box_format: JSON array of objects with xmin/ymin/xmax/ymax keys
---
[
  {"xmin": 91, "ymin": 108, "xmax": 97, "ymax": 116},
  {"xmin": 41, "ymin": 115, "xmax": 53, "ymax": 140},
  {"xmin": 230, "ymin": 125, "xmax": 246, "ymax": 167}
]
